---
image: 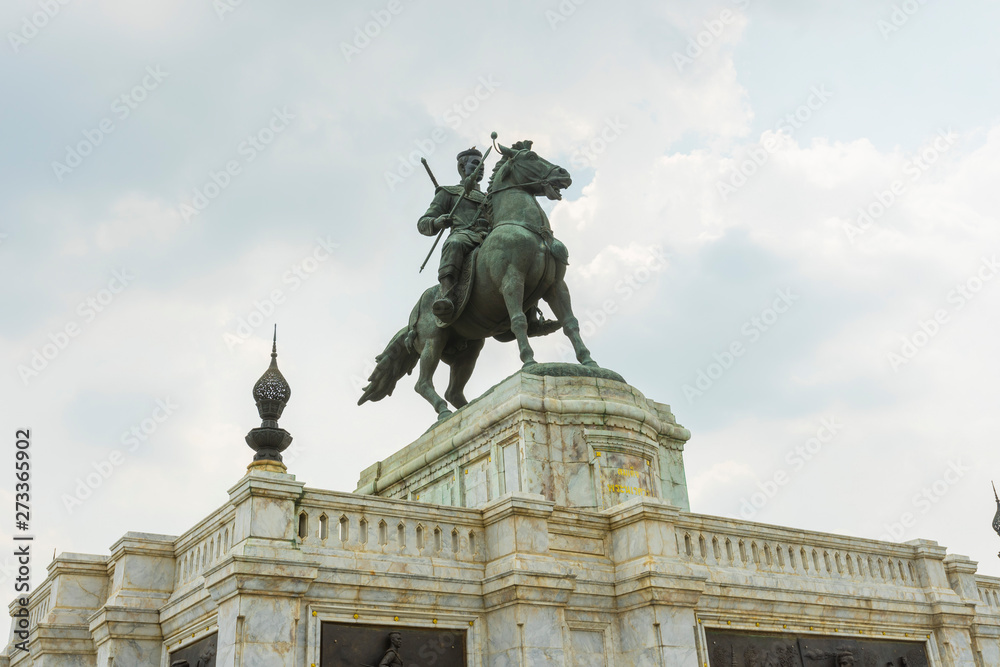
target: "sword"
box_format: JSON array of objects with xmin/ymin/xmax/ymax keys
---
[
  {"xmin": 420, "ymin": 157, "xmax": 439, "ymax": 189},
  {"xmin": 418, "ymin": 146, "xmax": 491, "ymax": 273},
  {"xmin": 418, "ymin": 157, "xmax": 445, "ymax": 273}
]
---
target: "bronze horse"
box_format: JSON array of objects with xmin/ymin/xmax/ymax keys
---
[{"xmin": 359, "ymin": 138, "xmax": 599, "ymax": 419}]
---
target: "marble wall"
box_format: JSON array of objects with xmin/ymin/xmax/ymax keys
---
[
  {"xmin": 5, "ymin": 477, "xmax": 998, "ymax": 666},
  {"xmin": 3, "ymin": 374, "xmax": 996, "ymax": 667}
]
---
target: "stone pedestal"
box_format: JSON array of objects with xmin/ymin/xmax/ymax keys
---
[
  {"xmin": 608, "ymin": 499, "xmax": 707, "ymax": 667},
  {"xmin": 91, "ymin": 532, "xmax": 175, "ymax": 666},
  {"xmin": 356, "ymin": 370, "xmax": 692, "ymax": 512},
  {"xmin": 205, "ymin": 469, "xmax": 318, "ymax": 667},
  {"xmin": 482, "ymin": 493, "xmax": 574, "ymax": 665},
  {"xmin": 17, "ymin": 553, "xmax": 107, "ymax": 666}
]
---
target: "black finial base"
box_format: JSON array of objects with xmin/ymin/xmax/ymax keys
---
[{"xmin": 245, "ymin": 427, "xmax": 293, "ymax": 462}]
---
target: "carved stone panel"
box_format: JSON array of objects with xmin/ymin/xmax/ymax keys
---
[
  {"xmin": 705, "ymin": 628, "xmax": 929, "ymax": 667},
  {"xmin": 462, "ymin": 455, "xmax": 491, "ymax": 508},
  {"xmin": 413, "ymin": 473, "xmax": 456, "ymax": 505},
  {"xmin": 594, "ymin": 451, "xmax": 654, "ymax": 509},
  {"xmin": 169, "ymin": 633, "xmax": 217, "ymax": 667},
  {"xmin": 321, "ymin": 623, "xmax": 466, "ymax": 667},
  {"xmin": 570, "ymin": 628, "xmax": 607, "ymax": 667}
]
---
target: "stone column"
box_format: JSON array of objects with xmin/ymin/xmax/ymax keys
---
[
  {"xmin": 482, "ymin": 493, "xmax": 575, "ymax": 666},
  {"xmin": 607, "ymin": 498, "xmax": 706, "ymax": 667},
  {"xmin": 206, "ymin": 469, "xmax": 317, "ymax": 667},
  {"xmin": 32, "ymin": 553, "xmax": 109, "ymax": 667},
  {"xmin": 943, "ymin": 553, "xmax": 992, "ymax": 667},
  {"xmin": 651, "ymin": 401, "xmax": 691, "ymax": 512},
  {"xmin": 908, "ymin": 540, "xmax": 978, "ymax": 666},
  {"xmin": 90, "ymin": 532, "xmax": 176, "ymax": 666}
]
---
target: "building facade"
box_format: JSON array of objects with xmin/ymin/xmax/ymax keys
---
[{"xmin": 4, "ymin": 372, "xmax": 999, "ymax": 666}]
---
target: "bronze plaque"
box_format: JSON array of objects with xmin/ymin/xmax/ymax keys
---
[
  {"xmin": 706, "ymin": 628, "xmax": 928, "ymax": 666},
  {"xmin": 169, "ymin": 633, "xmax": 217, "ymax": 667},
  {"xmin": 321, "ymin": 622, "xmax": 466, "ymax": 667}
]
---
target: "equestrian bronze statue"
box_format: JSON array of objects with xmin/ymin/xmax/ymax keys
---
[{"xmin": 359, "ymin": 133, "xmax": 601, "ymax": 419}]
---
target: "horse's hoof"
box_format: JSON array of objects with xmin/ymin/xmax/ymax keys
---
[
  {"xmin": 437, "ymin": 409, "xmax": 454, "ymax": 422},
  {"xmin": 582, "ymin": 359, "xmax": 599, "ymax": 368},
  {"xmin": 521, "ymin": 360, "xmax": 538, "ymax": 369},
  {"xmin": 446, "ymin": 396, "xmax": 468, "ymax": 409}
]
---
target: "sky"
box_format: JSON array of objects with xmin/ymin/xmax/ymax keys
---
[{"xmin": 2, "ymin": 0, "xmax": 1000, "ymax": 588}]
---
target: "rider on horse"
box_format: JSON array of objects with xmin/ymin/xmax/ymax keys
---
[
  {"xmin": 417, "ymin": 147, "xmax": 488, "ymax": 320},
  {"xmin": 361, "ymin": 134, "xmax": 595, "ymax": 419}
]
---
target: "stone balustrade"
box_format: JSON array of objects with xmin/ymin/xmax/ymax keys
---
[
  {"xmin": 296, "ymin": 488, "xmax": 486, "ymax": 563},
  {"xmin": 676, "ymin": 513, "xmax": 920, "ymax": 589},
  {"xmin": 977, "ymin": 575, "xmax": 1000, "ymax": 611},
  {"xmin": 173, "ymin": 506, "xmax": 236, "ymax": 586},
  {"xmin": 6, "ymin": 588, "xmax": 50, "ymax": 645}
]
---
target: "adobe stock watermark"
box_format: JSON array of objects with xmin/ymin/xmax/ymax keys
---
[
  {"xmin": 340, "ymin": 0, "xmax": 413, "ymax": 62},
  {"xmin": 672, "ymin": 0, "xmax": 750, "ymax": 73},
  {"xmin": 0, "ymin": 559, "xmax": 16, "ymax": 588},
  {"xmin": 876, "ymin": 0, "xmax": 930, "ymax": 40},
  {"xmin": 51, "ymin": 65, "xmax": 169, "ymax": 182},
  {"xmin": 224, "ymin": 236, "xmax": 339, "ymax": 350},
  {"xmin": 887, "ymin": 255, "xmax": 999, "ymax": 371},
  {"xmin": 179, "ymin": 106, "xmax": 294, "ymax": 222},
  {"xmin": 716, "ymin": 85, "xmax": 833, "ymax": 202},
  {"xmin": 842, "ymin": 128, "xmax": 956, "ymax": 243},
  {"xmin": 738, "ymin": 417, "xmax": 844, "ymax": 520},
  {"xmin": 570, "ymin": 117, "xmax": 628, "ymax": 169},
  {"xmin": 61, "ymin": 398, "xmax": 180, "ymax": 514},
  {"xmin": 384, "ymin": 76, "xmax": 501, "ymax": 191},
  {"xmin": 554, "ymin": 247, "xmax": 668, "ymax": 361},
  {"xmin": 879, "ymin": 459, "xmax": 969, "ymax": 542},
  {"xmin": 682, "ymin": 288, "xmax": 799, "ymax": 403},
  {"xmin": 17, "ymin": 269, "xmax": 134, "ymax": 386},
  {"xmin": 544, "ymin": 0, "xmax": 588, "ymax": 31},
  {"xmin": 213, "ymin": 0, "xmax": 248, "ymax": 21},
  {"xmin": 7, "ymin": 0, "xmax": 74, "ymax": 54}
]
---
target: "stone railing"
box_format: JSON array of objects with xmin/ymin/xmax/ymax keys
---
[
  {"xmin": 977, "ymin": 575, "xmax": 1000, "ymax": 611},
  {"xmin": 297, "ymin": 489, "xmax": 485, "ymax": 563},
  {"xmin": 25, "ymin": 588, "xmax": 50, "ymax": 632},
  {"xmin": 675, "ymin": 513, "xmax": 920, "ymax": 588},
  {"xmin": 173, "ymin": 506, "xmax": 237, "ymax": 586}
]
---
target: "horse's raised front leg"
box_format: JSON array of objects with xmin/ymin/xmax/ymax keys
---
[
  {"xmin": 501, "ymin": 273, "xmax": 536, "ymax": 367},
  {"xmin": 445, "ymin": 338, "xmax": 484, "ymax": 409},
  {"xmin": 413, "ymin": 330, "xmax": 452, "ymax": 420},
  {"xmin": 543, "ymin": 279, "xmax": 597, "ymax": 367}
]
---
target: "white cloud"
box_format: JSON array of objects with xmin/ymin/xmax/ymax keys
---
[{"xmin": 94, "ymin": 194, "xmax": 184, "ymax": 252}]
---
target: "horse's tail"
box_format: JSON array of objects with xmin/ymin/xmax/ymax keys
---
[{"xmin": 357, "ymin": 325, "xmax": 419, "ymax": 406}]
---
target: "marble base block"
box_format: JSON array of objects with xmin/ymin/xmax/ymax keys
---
[{"xmin": 355, "ymin": 370, "xmax": 692, "ymax": 512}]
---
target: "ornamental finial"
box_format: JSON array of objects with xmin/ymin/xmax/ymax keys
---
[{"xmin": 246, "ymin": 326, "xmax": 293, "ymax": 469}]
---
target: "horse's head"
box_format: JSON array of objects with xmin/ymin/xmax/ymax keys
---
[{"xmin": 488, "ymin": 138, "xmax": 572, "ymax": 201}]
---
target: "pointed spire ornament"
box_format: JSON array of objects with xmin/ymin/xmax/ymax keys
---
[
  {"xmin": 245, "ymin": 325, "xmax": 293, "ymax": 471},
  {"xmin": 992, "ymin": 482, "xmax": 1000, "ymax": 538}
]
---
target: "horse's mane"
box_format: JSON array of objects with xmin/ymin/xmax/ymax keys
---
[
  {"xmin": 486, "ymin": 140, "xmax": 533, "ymax": 194},
  {"xmin": 486, "ymin": 157, "xmax": 509, "ymax": 193}
]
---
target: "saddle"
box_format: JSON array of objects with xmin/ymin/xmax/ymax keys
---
[{"xmin": 433, "ymin": 236, "xmax": 565, "ymax": 340}]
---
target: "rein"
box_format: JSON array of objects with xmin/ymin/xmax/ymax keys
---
[
  {"xmin": 486, "ymin": 162, "xmax": 564, "ymax": 196},
  {"xmin": 477, "ymin": 157, "xmax": 563, "ymax": 228}
]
